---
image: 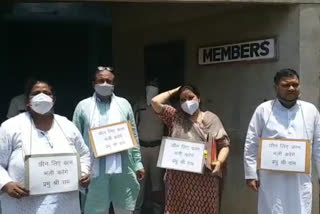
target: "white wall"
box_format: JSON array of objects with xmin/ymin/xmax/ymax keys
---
[{"xmin": 113, "ymin": 3, "xmax": 320, "ymax": 213}]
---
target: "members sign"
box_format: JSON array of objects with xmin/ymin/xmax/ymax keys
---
[{"xmin": 199, "ymin": 38, "xmax": 276, "ymax": 65}]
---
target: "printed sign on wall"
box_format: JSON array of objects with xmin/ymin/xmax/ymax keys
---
[{"xmin": 199, "ymin": 38, "xmax": 277, "ymax": 65}]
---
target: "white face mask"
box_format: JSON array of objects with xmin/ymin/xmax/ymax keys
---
[
  {"xmin": 146, "ymin": 85, "xmax": 159, "ymax": 106},
  {"xmin": 181, "ymin": 100, "xmax": 199, "ymax": 115},
  {"xmin": 94, "ymin": 82, "xmax": 114, "ymax": 97},
  {"xmin": 30, "ymin": 93, "xmax": 54, "ymax": 115}
]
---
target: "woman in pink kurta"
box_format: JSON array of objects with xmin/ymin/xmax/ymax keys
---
[{"xmin": 151, "ymin": 85, "xmax": 230, "ymax": 214}]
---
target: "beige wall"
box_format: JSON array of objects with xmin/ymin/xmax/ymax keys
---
[{"xmin": 113, "ymin": 3, "xmax": 320, "ymax": 213}]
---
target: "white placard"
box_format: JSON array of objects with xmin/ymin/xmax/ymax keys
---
[
  {"xmin": 199, "ymin": 38, "xmax": 276, "ymax": 65},
  {"xmin": 89, "ymin": 122, "xmax": 137, "ymax": 158},
  {"xmin": 258, "ymin": 138, "xmax": 310, "ymax": 173},
  {"xmin": 157, "ymin": 137, "xmax": 205, "ymax": 174},
  {"xmin": 25, "ymin": 153, "xmax": 80, "ymax": 195}
]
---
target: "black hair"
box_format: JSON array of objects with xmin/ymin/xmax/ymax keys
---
[
  {"xmin": 92, "ymin": 66, "xmax": 115, "ymax": 81},
  {"xmin": 178, "ymin": 84, "xmax": 201, "ymax": 99},
  {"xmin": 25, "ymin": 80, "xmax": 56, "ymax": 102},
  {"xmin": 274, "ymin": 68, "xmax": 300, "ymax": 85}
]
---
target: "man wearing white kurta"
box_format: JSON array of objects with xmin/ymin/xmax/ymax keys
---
[{"xmin": 244, "ymin": 68, "xmax": 320, "ymax": 214}]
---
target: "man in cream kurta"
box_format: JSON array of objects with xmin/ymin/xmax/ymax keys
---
[
  {"xmin": 244, "ymin": 69, "xmax": 320, "ymax": 214},
  {"xmin": 73, "ymin": 67, "xmax": 144, "ymax": 214}
]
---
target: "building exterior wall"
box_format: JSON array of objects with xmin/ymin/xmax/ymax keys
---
[
  {"xmin": 299, "ymin": 5, "xmax": 320, "ymax": 213},
  {"xmin": 299, "ymin": 4, "xmax": 320, "ymax": 107},
  {"xmin": 113, "ymin": 3, "xmax": 320, "ymax": 213}
]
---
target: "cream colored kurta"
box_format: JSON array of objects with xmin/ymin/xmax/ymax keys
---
[
  {"xmin": 0, "ymin": 113, "xmax": 90, "ymax": 214},
  {"xmin": 244, "ymin": 99, "xmax": 320, "ymax": 214}
]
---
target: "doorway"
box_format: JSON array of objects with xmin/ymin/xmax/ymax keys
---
[
  {"xmin": 0, "ymin": 19, "xmax": 112, "ymax": 122},
  {"xmin": 144, "ymin": 41, "xmax": 185, "ymax": 92},
  {"xmin": 142, "ymin": 41, "xmax": 184, "ymax": 214}
]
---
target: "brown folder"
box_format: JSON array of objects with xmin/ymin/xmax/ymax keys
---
[{"xmin": 205, "ymin": 134, "xmax": 217, "ymax": 170}]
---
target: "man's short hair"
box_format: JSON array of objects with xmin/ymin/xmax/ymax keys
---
[{"xmin": 274, "ymin": 68, "xmax": 299, "ymax": 85}]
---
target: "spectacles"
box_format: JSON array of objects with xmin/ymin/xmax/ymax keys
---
[{"xmin": 97, "ymin": 66, "xmax": 114, "ymax": 72}]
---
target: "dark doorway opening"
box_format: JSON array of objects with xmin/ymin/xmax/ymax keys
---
[
  {"xmin": 144, "ymin": 41, "xmax": 185, "ymax": 92},
  {"xmin": 0, "ymin": 20, "xmax": 112, "ymax": 122},
  {"xmin": 142, "ymin": 41, "xmax": 184, "ymax": 214}
]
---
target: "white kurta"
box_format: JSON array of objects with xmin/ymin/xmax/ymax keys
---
[
  {"xmin": 0, "ymin": 113, "xmax": 91, "ymax": 214},
  {"xmin": 244, "ymin": 99, "xmax": 320, "ymax": 214}
]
